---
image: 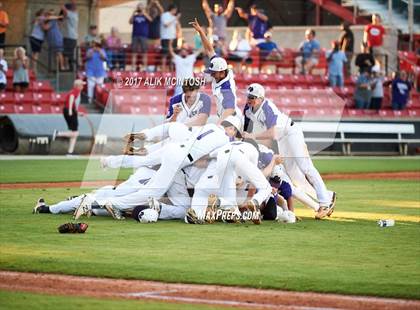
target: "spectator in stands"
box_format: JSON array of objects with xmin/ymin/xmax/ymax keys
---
[
  {"xmin": 257, "ymin": 31, "xmax": 283, "ymax": 61},
  {"xmin": 355, "ymin": 43, "xmax": 375, "ymax": 74},
  {"xmin": 228, "ymin": 30, "xmax": 252, "ymax": 72},
  {"xmin": 0, "ymin": 48, "xmax": 7, "ymax": 92},
  {"xmin": 130, "ymin": 3, "xmax": 152, "ymax": 71},
  {"xmin": 363, "ymin": 14, "xmax": 385, "ymax": 65},
  {"xmin": 147, "ymin": 0, "xmax": 164, "ymax": 46},
  {"xmin": 12, "ymin": 47, "xmax": 30, "ymax": 93},
  {"xmin": 370, "ymin": 65, "xmax": 384, "ymax": 111},
  {"xmin": 354, "ymin": 71, "xmax": 371, "ymax": 109},
  {"xmin": 106, "ymin": 27, "xmax": 125, "ymax": 71},
  {"xmin": 326, "ymin": 40, "xmax": 347, "ymax": 88},
  {"xmin": 160, "ymin": 4, "xmax": 180, "ymax": 71},
  {"xmin": 236, "ymin": 4, "xmax": 269, "ymax": 44},
  {"xmin": 43, "ymin": 10, "xmax": 65, "ymax": 71},
  {"xmin": 83, "ymin": 25, "xmax": 98, "ymax": 47},
  {"xmin": 52, "ymin": 79, "xmax": 85, "ymax": 156},
  {"xmin": 0, "ymin": 2, "xmax": 9, "ymax": 48},
  {"xmin": 202, "ymin": 0, "xmax": 235, "ymax": 41},
  {"xmin": 166, "ymin": 78, "xmax": 211, "ymax": 126},
  {"xmin": 338, "ymin": 22, "xmax": 354, "ymax": 77},
  {"xmin": 85, "ymin": 39, "xmax": 107, "ymax": 104},
  {"xmin": 61, "ymin": 2, "xmax": 79, "ymax": 71},
  {"xmin": 391, "ymin": 70, "xmax": 412, "ymax": 111},
  {"xmin": 168, "ymin": 44, "xmax": 201, "ymax": 96},
  {"xmin": 29, "ymin": 9, "xmax": 46, "ymax": 70},
  {"xmin": 295, "ymin": 29, "xmax": 321, "ymax": 75}
]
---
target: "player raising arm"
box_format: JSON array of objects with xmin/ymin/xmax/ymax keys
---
[{"xmin": 189, "ymin": 18, "xmax": 241, "ymax": 124}]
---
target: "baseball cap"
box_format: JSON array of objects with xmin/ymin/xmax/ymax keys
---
[
  {"xmin": 372, "ymin": 64, "xmax": 381, "ymax": 73},
  {"xmin": 204, "ymin": 57, "xmax": 228, "ymax": 74},
  {"xmin": 221, "ymin": 115, "xmax": 242, "ymax": 138},
  {"xmin": 247, "ymin": 83, "xmax": 265, "ymax": 99},
  {"xmin": 264, "ymin": 32, "xmax": 272, "ymax": 38},
  {"xmin": 212, "ymin": 34, "xmax": 219, "ymax": 42}
]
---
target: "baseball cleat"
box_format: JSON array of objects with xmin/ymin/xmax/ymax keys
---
[
  {"xmin": 185, "ymin": 207, "xmax": 204, "ymax": 224},
  {"xmin": 104, "ymin": 202, "xmax": 125, "ymax": 220},
  {"xmin": 245, "ymin": 199, "xmax": 262, "ymax": 225},
  {"xmin": 33, "ymin": 198, "xmax": 46, "ymax": 214},
  {"xmin": 327, "ymin": 192, "xmax": 337, "ymax": 217},
  {"xmin": 73, "ymin": 194, "xmax": 93, "ymax": 220},
  {"xmin": 147, "ymin": 197, "xmax": 161, "ymax": 214},
  {"xmin": 315, "ymin": 206, "xmax": 329, "ymax": 220}
]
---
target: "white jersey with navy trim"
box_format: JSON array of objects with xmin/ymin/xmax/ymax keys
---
[
  {"xmin": 244, "ymin": 99, "xmax": 292, "ymax": 138},
  {"xmin": 211, "ymin": 68, "xmax": 242, "ymax": 118},
  {"xmin": 166, "ymin": 92, "xmax": 212, "ymax": 124}
]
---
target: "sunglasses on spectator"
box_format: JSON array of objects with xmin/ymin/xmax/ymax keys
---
[{"xmin": 247, "ymin": 95, "xmax": 258, "ymax": 100}]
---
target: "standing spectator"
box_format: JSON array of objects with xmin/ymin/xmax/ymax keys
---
[
  {"xmin": 160, "ymin": 4, "xmax": 180, "ymax": 71},
  {"xmin": 363, "ymin": 14, "xmax": 385, "ymax": 65},
  {"xmin": 29, "ymin": 9, "xmax": 46, "ymax": 70},
  {"xmin": 338, "ymin": 22, "xmax": 354, "ymax": 77},
  {"xmin": 43, "ymin": 10, "xmax": 65, "ymax": 71},
  {"xmin": 168, "ymin": 44, "xmax": 201, "ymax": 96},
  {"xmin": 0, "ymin": 2, "xmax": 9, "ymax": 48},
  {"xmin": 0, "ymin": 48, "xmax": 7, "ymax": 92},
  {"xmin": 85, "ymin": 39, "xmax": 107, "ymax": 104},
  {"xmin": 355, "ymin": 43, "xmax": 375, "ymax": 74},
  {"xmin": 354, "ymin": 71, "xmax": 371, "ymax": 109},
  {"xmin": 61, "ymin": 2, "xmax": 79, "ymax": 71},
  {"xmin": 370, "ymin": 65, "xmax": 384, "ymax": 110},
  {"xmin": 295, "ymin": 29, "xmax": 320, "ymax": 75},
  {"xmin": 129, "ymin": 3, "xmax": 152, "ymax": 71},
  {"xmin": 13, "ymin": 47, "xmax": 30, "ymax": 93},
  {"xmin": 147, "ymin": 0, "xmax": 164, "ymax": 46},
  {"xmin": 202, "ymin": 0, "xmax": 235, "ymax": 41},
  {"xmin": 326, "ymin": 40, "xmax": 347, "ymax": 88},
  {"xmin": 52, "ymin": 79, "xmax": 85, "ymax": 156},
  {"xmin": 236, "ymin": 4, "xmax": 269, "ymax": 44},
  {"xmin": 391, "ymin": 71, "xmax": 412, "ymax": 111},
  {"xmin": 83, "ymin": 25, "xmax": 98, "ymax": 47},
  {"xmin": 106, "ymin": 27, "xmax": 125, "ymax": 71}
]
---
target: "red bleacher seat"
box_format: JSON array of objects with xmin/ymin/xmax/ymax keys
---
[
  {"xmin": 0, "ymin": 92, "xmax": 14, "ymax": 104},
  {"xmin": 32, "ymin": 81, "xmax": 53, "ymax": 93},
  {"xmin": 32, "ymin": 104, "xmax": 52, "ymax": 114},
  {"xmin": 15, "ymin": 92, "xmax": 34, "ymax": 104},
  {"xmin": 14, "ymin": 104, "xmax": 33, "ymax": 113},
  {"xmin": 33, "ymin": 93, "xmax": 53, "ymax": 104},
  {"xmin": 0, "ymin": 103, "xmax": 14, "ymax": 114},
  {"xmin": 50, "ymin": 105, "xmax": 62, "ymax": 113},
  {"xmin": 51, "ymin": 93, "xmax": 66, "ymax": 106}
]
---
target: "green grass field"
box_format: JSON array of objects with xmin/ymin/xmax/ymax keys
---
[{"xmin": 0, "ymin": 158, "xmax": 419, "ymax": 302}]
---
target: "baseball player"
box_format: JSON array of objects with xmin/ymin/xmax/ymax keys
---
[
  {"xmin": 34, "ymin": 166, "xmax": 191, "ymax": 221},
  {"xmin": 186, "ymin": 136, "xmax": 272, "ymax": 225},
  {"xmin": 189, "ymin": 18, "xmax": 242, "ymax": 123},
  {"xmin": 74, "ymin": 122, "xmax": 234, "ymax": 219},
  {"xmin": 242, "ymin": 83, "xmax": 336, "ymax": 219},
  {"xmin": 166, "ymin": 78, "xmax": 212, "ymax": 126}
]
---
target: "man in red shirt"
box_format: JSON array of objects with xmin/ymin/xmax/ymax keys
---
[
  {"xmin": 363, "ymin": 14, "xmax": 385, "ymax": 66},
  {"xmin": 52, "ymin": 79, "xmax": 85, "ymax": 156}
]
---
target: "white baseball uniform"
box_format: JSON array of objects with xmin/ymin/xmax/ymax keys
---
[
  {"xmin": 166, "ymin": 92, "xmax": 212, "ymax": 123},
  {"xmin": 190, "ymin": 141, "xmax": 271, "ymax": 218},
  {"xmin": 104, "ymin": 123, "xmax": 230, "ymax": 210},
  {"xmin": 211, "ymin": 68, "xmax": 242, "ymax": 118},
  {"xmin": 244, "ymin": 98, "xmax": 331, "ymax": 206}
]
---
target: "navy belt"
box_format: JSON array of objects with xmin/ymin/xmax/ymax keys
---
[
  {"xmin": 187, "ymin": 154, "xmax": 194, "ymax": 162},
  {"xmin": 290, "ymin": 121, "xmax": 294, "ymax": 126}
]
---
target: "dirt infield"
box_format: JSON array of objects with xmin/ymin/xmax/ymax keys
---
[
  {"xmin": 0, "ymin": 171, "xmax": 418, "ymax": 190},
  {"xmin": 0, "ymin": 271, "xmax": 419, "ymax": 310}
]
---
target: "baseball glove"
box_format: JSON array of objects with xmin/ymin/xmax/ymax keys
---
[{"xmin": 58, "ymin": 222, "xmax": 88, "ymax": 233}]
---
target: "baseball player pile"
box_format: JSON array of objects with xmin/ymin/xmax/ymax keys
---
[{"xmin": 33, "ymin": 19, "xmax": 336, "ymax": 226}]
